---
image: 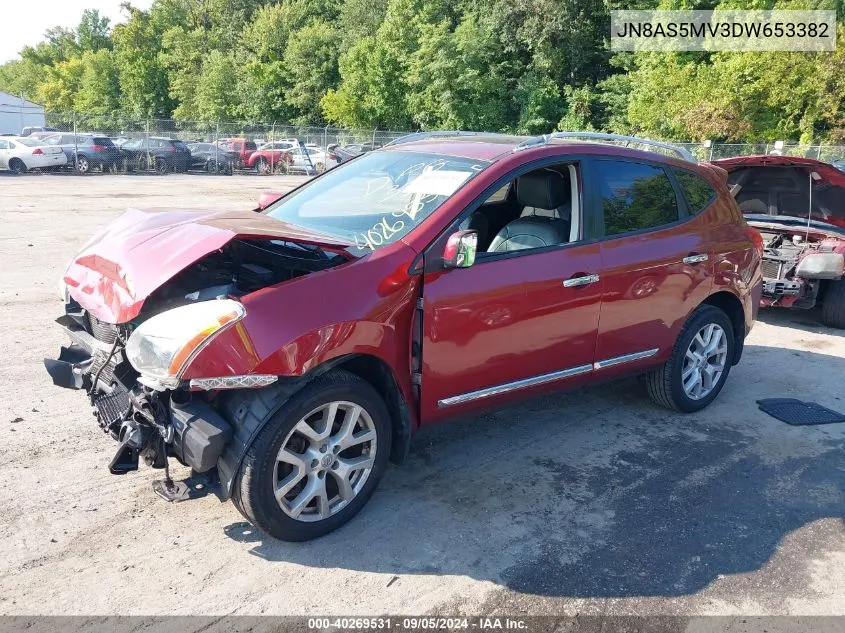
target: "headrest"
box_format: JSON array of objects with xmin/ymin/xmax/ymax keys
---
[{"xmin": 516, "ymin": 171, "xmax": 568, "ymax": 210}]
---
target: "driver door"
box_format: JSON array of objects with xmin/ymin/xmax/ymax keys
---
[{"xmin": 420, "ymin": 160, "xmax": 603, "ymax": 423}]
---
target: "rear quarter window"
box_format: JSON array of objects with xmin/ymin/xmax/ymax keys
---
[
  {"xmin": 674, "ymin": 169, "xmax": 716, "ymax": 214},
  {"xmin": 93, "ymin": 137, "xmax": 115, "ymax": 146}
]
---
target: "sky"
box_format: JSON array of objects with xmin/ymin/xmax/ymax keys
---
[{"xmin": 1, "ymin": 0, "xmax": 155, "ymax": 63}]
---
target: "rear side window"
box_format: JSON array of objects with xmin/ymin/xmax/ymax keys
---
[
  {"xmin": 674, "ymin": 169, "xmax": 715, "ymax": 214},
  {"xmin": 93, "ymin": 137, "xmax": 114, "ymax": 146},
  {"xmin": 172, "ymin": 140, "xmax": 189, "ymax": 150},
  {"xmin": 595, "ymin": 160, "xmax": 679, "ymax": 237},
  {"xmin": 246, "ymin": 141, "xmax": 257, "ymax": 150}
]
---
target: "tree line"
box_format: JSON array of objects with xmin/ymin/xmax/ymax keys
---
[{"xmin": 0, "ymin": 0, "xmax": 843, "ymax": 142}]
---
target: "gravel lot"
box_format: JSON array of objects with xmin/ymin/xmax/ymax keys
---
[{"xmin": 1, "ymin": 173, "xmax": 844, "ymax": 617}]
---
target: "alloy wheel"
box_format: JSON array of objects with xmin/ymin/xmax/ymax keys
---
[
  {"xmin": 273, "ymin": 401, "xmax": 377, "ymax": 522},
  {"xmin": 76, "ymin": 156, "xmax": 89, "ymax": 173},
  {"xmin": 682, "ymin": 323, "xmax": 728, "ymax": 400}
]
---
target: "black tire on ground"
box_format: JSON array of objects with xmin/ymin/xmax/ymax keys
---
[
  {"xmin": 232, "ymin": 369, "xmax": 392, "ymax": 542},
  {"xmin": 9, "ymin": 158, "xmax": 26, "ymax": 174},
  {"xmin": 821, "ymin": 279, "xmax": 845, "ymax": 329},
  {"xmin": 75, "ymin": 155, "xmax": 90, "ymax": 173},
  {"xmin": 154, "ymin": 157, "xmax": 170, "ymax": 174},
  {"xmin": 645, "ymin": 304, "xmax": 735, "ymax": 413}
]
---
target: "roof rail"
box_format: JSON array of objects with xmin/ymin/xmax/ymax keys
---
[
  {"xmin": 385, "ymin": 130, "xmax": 506, "ymax": 147},
  {"xmin": 515, "ymin": 131, "xmax": 697, "ymax": 162}
]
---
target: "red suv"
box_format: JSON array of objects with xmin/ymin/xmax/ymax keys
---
[{"xmin": 45, "ymin": 132, "xmax": 762, "ymax": 541}]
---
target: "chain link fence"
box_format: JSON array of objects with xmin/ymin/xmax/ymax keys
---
[
  {"xmin": 31, "ymin": 111, "xmax": 845, "ymax": 175},
  {"xmin": 40, "ymin": 112, "xmax": 409, "ymax": 175}
]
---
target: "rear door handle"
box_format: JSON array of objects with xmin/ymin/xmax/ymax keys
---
[
  {"xmin": 563, "ymin": 274, "xmax": 600, "ymax": 288},
  {"xmin": 683, "ymin": 254, "xmax": 709, "ymax": 265}
]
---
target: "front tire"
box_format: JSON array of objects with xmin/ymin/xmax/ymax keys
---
[
  {"xmin": 255, "ymin": 158, "xmax": 271, "ymax": 175},
  {"xmin": 646, "ymin": 305, "xmax": 734, "ymax": 412},
  {"xmin": 233, "ymin": 370, "xmax": 391, "ymax": 541},
  {"xmin": 821, "ymin": 279, "xmax": 845, "ymax": 329}
]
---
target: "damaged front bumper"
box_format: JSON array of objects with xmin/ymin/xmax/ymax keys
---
[{"xmin": 44, "ymin": 304, "xmax": 233, "ymax": 480}]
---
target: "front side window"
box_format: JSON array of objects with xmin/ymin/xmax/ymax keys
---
[
  {"xmin": 266, "ymin": 150, "xmax": 488, "ymax": 252},
  {"xmin": 596, "ymin": 160, "xmax": 679, "ymax": 237}
]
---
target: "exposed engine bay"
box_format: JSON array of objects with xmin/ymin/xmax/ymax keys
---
[
  {"xmin": 46, "ymin": 238, "xmax": 346, "ymax": 488},
  {"xmin": 141, "ymin": 238, "xmax": 346, "ymax": 317},
  {"xmin": 757, "ymin": 228, "xmax": 844, "ymax": 307}
]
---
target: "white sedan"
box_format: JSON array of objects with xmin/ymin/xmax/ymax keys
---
[
  {"xmin": 0, "ymin": 136, "xmax": 67, "ymax": 173},
  {"xmin": 285, "ymin": 145, "xmax": 334, "ymax": 173}
]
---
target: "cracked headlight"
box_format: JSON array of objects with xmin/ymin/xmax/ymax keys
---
[{"xmin": 125, "ymin": 299, "xmax": 246, "ymax": 388}]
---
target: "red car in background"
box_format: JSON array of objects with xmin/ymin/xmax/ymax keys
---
[
  {"xmin": 246, "ymin": 141, "xmax": 296, "ymax": 174},
  {"xmin": 714, "ymin": 155, "xmax": 845, "ymax": 328},
  {"xmin": 218, "ymin": 138, "xmax": 257, "ymax": 168},
  {"xmin": 46, "ymin": 132, "xmax": 761, "ymax": 541}
]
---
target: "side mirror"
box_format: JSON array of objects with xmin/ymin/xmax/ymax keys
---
[
  {"xmin": 256, "ymin": 191, "xmax": 283, "ymax": 211},
  {"xmin": 443, "ymin": 230, "xmax": 478, "ymax": 269}
]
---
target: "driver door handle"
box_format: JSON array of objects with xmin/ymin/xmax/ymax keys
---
[
  {"xmin": 563, "ymin": 274, "xmax": 600, "ymax": 288},
  {"xmin": 683, "ymin": 253, "xmax": 709, "ymax": 265}
]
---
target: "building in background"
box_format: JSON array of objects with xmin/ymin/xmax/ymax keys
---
[{"xmin": 0, "ymin": 92, "xmax": 46, "ymax": 135}]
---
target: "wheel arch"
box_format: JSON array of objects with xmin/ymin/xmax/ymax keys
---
[
  {"xmin": 700, "ymin": 290, "xmax": 745, "ymax": 365},
  {"xmin": 214, "ymin": 353, "xmax": 413, "ymax": 500}
]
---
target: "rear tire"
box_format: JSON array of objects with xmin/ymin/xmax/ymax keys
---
[
  {"xmin": 821, "ymin": 280, "xmax": 845, "ymax": 329},
  {"xmin": 256, "ymin": 158, "xmax": 270, "ymax": 175},
  {"xmin": 9, "ymin": 158, "xmax": 26, "ymax": 174},
  {"xmin": 233, "ymin": 370, "xmax": 391, "ymax": 542},
  {"xmin": 75, "ymin": 155, "xmax": 90, "ymax": 173},
  {"xmin": 646, "ymin": 305, "xmax": 735, "ymax": 412}
]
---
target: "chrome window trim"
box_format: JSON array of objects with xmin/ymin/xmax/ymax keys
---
[
  {"xmin": 437, "ymin": 348, "xmax": 660, "ymax": 408},
  {"xmin": 593, "ymin": 348, "xmax": 659, "ymax": 370}
]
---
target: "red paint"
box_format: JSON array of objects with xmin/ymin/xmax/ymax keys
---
[{"xmin": 63, "ymin": 136, "xmax": 760, "ymax": 431}]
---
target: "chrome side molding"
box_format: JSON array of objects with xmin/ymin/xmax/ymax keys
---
[
  {"xmin": 593, "ymin": 348, "xmax": 659, "ymax": 370},
  {"xmin": 438, "ymin": 364, "xmax": 593, "ymax": 408},
  {"xmin": 438, "ymin": 348, "xmax": 660, "ymax": 407}
]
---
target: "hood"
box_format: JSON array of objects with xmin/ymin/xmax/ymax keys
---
[
  {"xmin": 713, "ymin": 155, "xmax": 845, "ymax": 187},
  {"xmin": 64, "ymin": 207, "xmax": 353, "ymax": 324},
  {"xmin": 744, "ymin": 214, "xmax": 845, "ymax": 240},
  {"xmin": 713, "ymin": 155, "xmax": 845, "ymax": 229}
]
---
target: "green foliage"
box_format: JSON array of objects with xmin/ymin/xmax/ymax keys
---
[{"xmin": 0, "ymin": 0, "xmax": 841, "ymax": 143}]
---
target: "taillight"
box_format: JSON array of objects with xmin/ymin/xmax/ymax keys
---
[
  {"xmin": 745, "ymin": 226, "xmax": 764, "ymax": 255},
  {"xmin": 168, "ymin": 146, "xmax": 177, "ymax": 152},
  {"xmin": 32, "ymin": 148, "xmax": 43, "ymax": 155},
  {"xmin": 91, "ymin": 145, "xmax": 107, "ymax": 151}
]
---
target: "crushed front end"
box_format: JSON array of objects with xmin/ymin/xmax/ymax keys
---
[
  {"xmin": 752, "ymin": 222, "xmax": 845, "ymax": 309},
  {"xmin": 43, "ymin": 206, "xmax": 352, "ymax": 493},
  {"xmin": 44, "ymin": 295, "xmax": 234, "ymax": 483}
]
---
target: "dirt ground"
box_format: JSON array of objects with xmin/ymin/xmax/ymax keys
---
[{"xmin": 1, "ymin": 173, "xmax": 844, "ymax": 617}]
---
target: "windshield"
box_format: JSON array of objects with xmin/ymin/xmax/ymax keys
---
[{"xmin": 266, "ymin": 150, "xmax": 488, "ymax": 252}]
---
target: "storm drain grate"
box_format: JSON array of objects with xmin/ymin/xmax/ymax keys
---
[{"xmin": 757, "ymin": 398, "xmax": 845, "ymax": 426}]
